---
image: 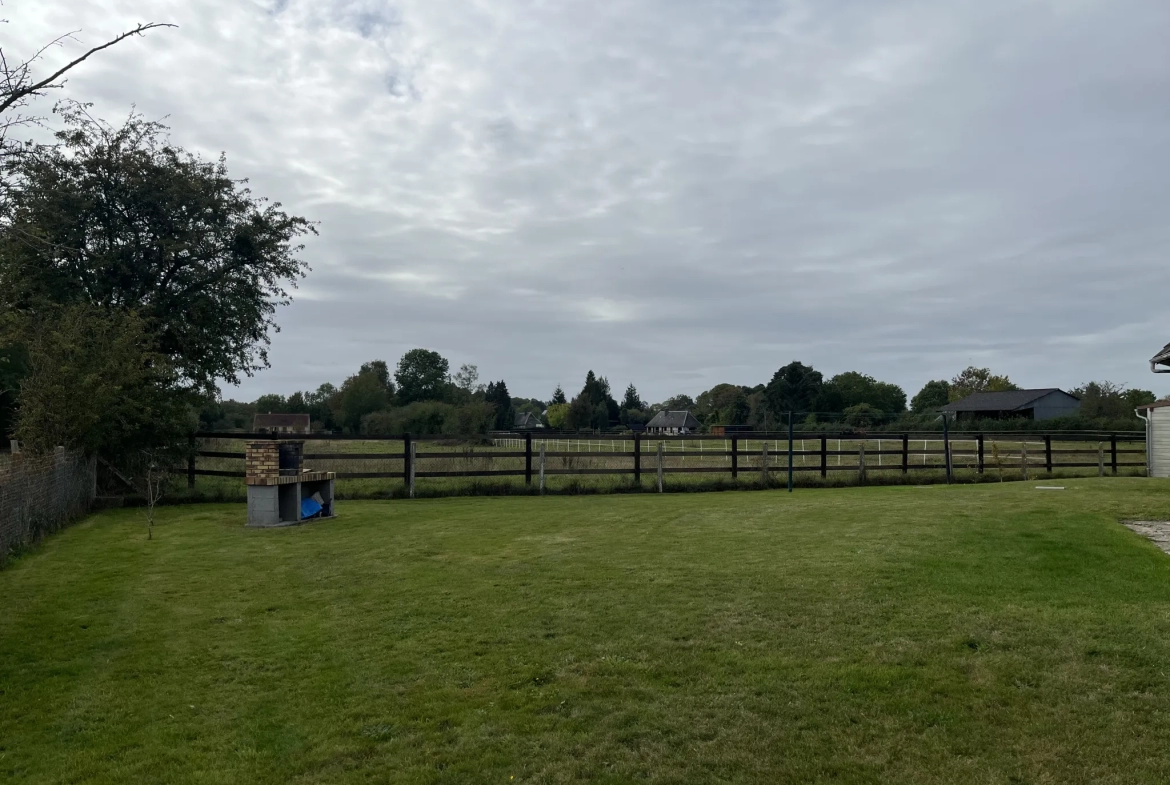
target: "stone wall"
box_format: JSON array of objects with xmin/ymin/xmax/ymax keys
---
[{"xmin": 0, "ymin": 448, "xmax": 96, "ymax": 560}]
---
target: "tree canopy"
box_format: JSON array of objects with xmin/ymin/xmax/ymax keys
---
[
  {"xmin": 911, "ymin": 380, "xmax": 951, "ymax": 413},
  {"xmin": 0, "ymin": 107, "xmax": 315, "ymax": 395},
  {"xmin": 394, "ymin": 349, "xmax": 450, "ymax": 404},
  {"xmin": 765, "ymin": 362, "xmax": 823, "ymax": 416},
  {"xmin": 949, "ymin": 367, "xmax": 1018, "ymax": 402}
]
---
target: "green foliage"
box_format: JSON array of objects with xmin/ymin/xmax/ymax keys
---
[
  {"xmin": 818, "ymin": 372, "xmax": 906, "ymax": 414},
  {"xmin": 766, "ymin": 362, "xmax": 823, "ymax": 417},
  {"xmin": 336, "ymin": 370, "xmax": 390, "ymax": 432},
  {"xmin": 1070, "ymin": 381, "xmax": 1156, "ymax": 420},
  {"xmin": 843, "ymin": 402, "xmax": 882, "ymax": 428},
  {"xmin": 657, "ymin": 394, "xmax": 696, "ymax": 413},
  {"xmin": 453, "ymin": 364, "xmax": 480, "ymax": 394},
  {"xmin": 362, "ymin": 401, "xmax": 493, "ymax": 436},
  {"xmin": 13, "ymin": 305, "xmax": 194, "ymax": 458},
  {"xmin": 565, "ymin": 394, "xmax": 595, "ymax": 430},
  {"xmin": 0, "ymin": 343, "xmax": 29, "ymax": 439},
  {"xmin": 0, "ymin": 105, "xmax": 314, "ymax": 394},
  {"xmin": 621, "ymin": 384, "xmax": 645, "ymax": 413},
  {"xmin": 567, "ymin": 371, "xmax": 619, "ymax": 429},
  {"xmin": 696, "ymin": 383, "xmax": 752, "ymax": 425},
  {"xmin": 550, "ymin": 385, "xmax": 567, "ymax": 405},
  {"xmin": 546, "ymin": 403, "xmax": 570, "ymax": 429},
  {"xmin": 394, "ymin": 349, "xmax": 450, "ymax": 404},
  {"xmin": 484, "ymin": 380, "xmax": 514, "ymax": 430},
  {"xmin": 253, "ymin": 394, "xmax": 287, "ymax": 414},
  {"xmin": 911, "ymin": 380, "xmax": 951, "ymax": 413},
  {"xmin": 359, "ymin": 360, "xmax": 395, "ymax": 398},
  {"xmin": 949, "ymin": 367, "xmax": 1018, "ymax": 402}
]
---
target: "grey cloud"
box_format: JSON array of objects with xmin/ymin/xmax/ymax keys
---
[{"xmin": 12, "ymin": 0, "xmax": 1170, "ymax": 401}]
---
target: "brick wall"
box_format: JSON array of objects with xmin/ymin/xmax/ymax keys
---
[{"xmin": 0, "ymin": 448, "xmax": 96, "ymax": 560}]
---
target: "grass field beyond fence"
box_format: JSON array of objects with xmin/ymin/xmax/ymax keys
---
[{"xmin": 5, "ymin": 480, "xmax": 1170, "ymax": 783}]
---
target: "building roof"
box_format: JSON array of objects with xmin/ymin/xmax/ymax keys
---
[
  {"xmin": 940, "ymin": 389, "xmax": 1071, "ymax": 413},
  {"xmin": 645, "ymin": 410, "xmax": 701, "ymax": 429},
  {"xmin": 253, "ymin": 413, "xmax": 310, "ymax": 430},
  {"xmin": 1151, "ymin": 342, "xmax": 1170, "ymax": 370},
  {"xmin": 514, "ymin": 411, "xmax": 544, "ymax": 428}
]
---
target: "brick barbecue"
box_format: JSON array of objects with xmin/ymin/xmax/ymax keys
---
[{"xmin": 244, "ymin": 440, "xmax": 336, "ymax": 527}]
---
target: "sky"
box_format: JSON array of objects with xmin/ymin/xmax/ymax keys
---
[{"xmin": 11, "ymin": 0, "xmax": 1170, "ymax": 403}]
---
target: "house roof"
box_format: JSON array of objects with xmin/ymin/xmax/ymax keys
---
[
  {"xmin": 253, "ymin": 413, "xmax": 310, "ymax": 430},
  {"xmin": 1151, "ymin": 342, "xmax": 1170, "ymax": 369},
  {"xmin": 646, "ymin": 410, "xmax": 701, "ymax": 429},
  {"xmin": 940, "ymin": 389, "xmax": 1072, "ymax": 413},
  {"xmin": 514, "ymin": 411, "xmax": 543, "ymax": 428}
]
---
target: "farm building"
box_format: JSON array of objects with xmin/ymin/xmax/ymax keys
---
[
  {"xmin": 513, "ymin": 411, "xmax": 544, "ymax": 430},
  {"xmin": 1150, "ymin": 342, "xmax": 1170, "ymax": 372},
  {"xmin": 939, "ymin": 389, "xmax": 1080, "ymax": 421},
  {"xmin": 645, "ymin": 410, "xmax": 701, "ymax": 435},
  {"xmin": 1137, "ymin": 401, "xmax": 1170, "ymax": 477},
  {"xmin": 253, "ymin": 413, "xmax": 311, "ymax": 434}
]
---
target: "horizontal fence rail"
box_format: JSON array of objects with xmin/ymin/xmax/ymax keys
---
[{"xmin": 188, "ymin": 430, "xmax": 1148, "ymax": 494}]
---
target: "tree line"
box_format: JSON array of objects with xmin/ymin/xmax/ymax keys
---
[{"xmin": 208, "ymin": 359, "xmax": 1158, "ymax": 437}]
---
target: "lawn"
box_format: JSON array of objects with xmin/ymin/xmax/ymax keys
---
[{"xmin": 4, "ymin": 480, "xmax": 1170, "ymax": 783}]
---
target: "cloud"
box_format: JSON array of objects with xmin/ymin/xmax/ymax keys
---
[{"xmin": 12, "ymin": 0, "xmax": 1170, "ymax": 401}]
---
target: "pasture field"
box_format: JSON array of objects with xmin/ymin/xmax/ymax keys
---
[{"xmin": 4, "ymin": 479, "xmax": 1170, "ymax": 783}]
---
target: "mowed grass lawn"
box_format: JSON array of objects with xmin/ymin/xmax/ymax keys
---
[{"xmin": 5, "ymin": 481, "xmax": 1170, "ymax": 783}]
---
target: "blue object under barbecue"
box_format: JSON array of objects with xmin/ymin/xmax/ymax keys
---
[{"xmin": 300, "ymin": 497, "xmax": 323, "ymax": 519}]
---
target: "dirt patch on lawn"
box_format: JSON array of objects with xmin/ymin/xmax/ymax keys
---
[{"xmin": 1122, "ymin": 521, "xmax": 1170, "ymax": 554}]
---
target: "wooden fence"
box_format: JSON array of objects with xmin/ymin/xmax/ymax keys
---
[{"xmin": 189, "ymin": 431, "xmax": 1147, "ymax": 492}]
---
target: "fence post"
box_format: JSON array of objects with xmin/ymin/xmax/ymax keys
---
[
  {"xmin": 902, "ymin": 434, "xmax": 909, "ymax": 475},
  {"xmin": 1021, "ymin": 444, "xmax": 1028, "ymax": 481},
  {"xmin": 787, "ymin": 412, "xmax": 794, "ymax": 493},
  {"xmin": 403, "ymin": 433, "xmax": 412, "ymax": 492},
  {"xmin": 820, "ymin": 436, "xmax": 828, "ymax": 479},
  {"xmin": 634, "ymin": 432, "xmax": 641, "ymax": 486},
  {"xmin": 731, "ymin": 437, "xmax": 738, "ymax": 480},
  {"xmin": 657, "ymin": 442, "xmax": 664, "ymax": 493},
  {"xmin": 761, "ymin": 442, "xmax": 769, "ymax": 486},
  {"xmin": 858, "ymin": 443, "xmax": 867, "ymax": 485},
  {"xmin": 1111, "ymin": 435, "xmax": 1118, "ymax": 476},
  {"xmin": 539, "ymin": 443, "xmax": 546, "ymax": 493},
  {"xmin": 187, "ymin": 434, "xmax": 196, "ymax": 489},
  {"xmin": 1044, "ymin": 436, "xmax": 1053, "ymax": 474},
  {"xmin": 977, "ymin": 434, "xmax": 985, "ymax": 475},
  {"xmin": 409, "ymin": 441, "xmax": 416, "ymax": 499},
  {"xmin": 525, "ymin": 432, "xmax": 533, "ymax": 486},
  {"xmin": 1098, "ymin": 442, "xmax": 1105, "ymax": 478}
]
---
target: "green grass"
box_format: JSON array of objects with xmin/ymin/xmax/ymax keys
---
[{"xmin": 5, "ymin": 479, "xmax": 1170, "ymax": 783}]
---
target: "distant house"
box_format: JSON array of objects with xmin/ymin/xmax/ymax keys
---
[
  {"xmin": 645, "ymin": 410, "xmax": 701, "ymax": 435},
  {"xmin": 514, "ymin": 411, "xmax": 544, "ymax": 430},
  {"xmin": 939, "ymin": 389, "xmax": 1080, "ymax": 421},
  {"xmin": 253, "ymin": 413, "xmax": 311, "ymax": 434},
  {"xmin": 1151, "ymin": 342, "xmax": 1170, "ymax": 373}
]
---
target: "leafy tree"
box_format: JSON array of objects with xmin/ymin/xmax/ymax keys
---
[
  {"xmin": 0, "ymin": 106, "xmax": 315, "ymax": 395},
  {"xmin": 765, "ymin": 362, "xmax": 823, "ymax": 417},
  {"xmin": 453, "ymin": 363, "xmax": 481, "ymax": 394},
  {"xmin": 484, "ymin": 380, "xmax": 514, "ymax": 430},
  {"xmin": 843, "ymin": 403, "xmax": 881, "ymax": 428},
  {"xmin": 304, "ymin": 383, "xmax": 337, "ymax": 430},
  {"xmin": 949, "ymin": 367, "xmax": 1018, "ymax": 402},
  {"xmin": 359, "ymin": 360, "xmax": 395, "ymax": 398},
  {"xmin": 911, "ymin": 380, "xmax": 951, "ymax": 413},
  {"xmin": 546, "ymin": 402, "xmax": 570, "ymax": 429},
  {"xmin": 565, "ymin": 394, "xmax": 595, "ymax": 430},
  {"xmin": 695, "ymin": 383, "xmax": 752, "ymax": 424},
  {"xmin": 336, "ymin": 369, "xmax": 389, "ymax": 432},
  {"xmin": 395, "ymin": 349, "xmax": 450, "ymax": 404},
  {"xmin": 0, "ymin": 343, "xmax": 28, "ymax": 439},
  {"xmin": 657, "ymin": 394, "xmax": 696, "ymax": 412},
  {"xmin": 569, "ymin": 371, "xmax": 618, "ymax": 427},
  {"xmin": 550, "ymin": 385, "xmax": 567, "ymax": 405},
  {"xmin": 253, "ymin": 394, "xmax": 287, "ymax": 414},
  {"xmin": 819, "ymin": 372, "xmax": 906, "ymax": 414},
  {"xmin": 1071, "ymin": 381, "xmax": 1156, "ymax": 419},
  {"xmin": 13, "ymin": 305, "xmax": 193, "ymax": 458}
]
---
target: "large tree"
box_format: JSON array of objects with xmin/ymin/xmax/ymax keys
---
[
  {"xmin": 484, "ymin": 380, "xmax": 514, "ymax": 430},
  {"xmin": 335, "ymin": 368, "xmax": 390, "ymax": 432},
  {"xmin": 911, "ymin": 380, "xmax": 951, "ymax": 413},
  {"xmin": 949, "ymin": 367, "xmax": 1018, "ymax": 402},
  {"xmin": 818, "ymin": 372, "xmax": 906, "ymax": 414},
  {"xmin": 394, "ymin": 349, "xmax": 450, "ymax": 404},
  {"xmin": 0, "ymin": 107, "xmax": 314, "ymax": 395},
  {"xmin": 765, "ymin": 362, "xmax": 823, "ymax": 417}
]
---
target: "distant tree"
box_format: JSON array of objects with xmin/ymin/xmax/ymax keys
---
[
  {"xmin": 949, "ymin": 367, "xmax": 1018, "ymax": 402},
  {"xmin": 765, "ymin": 362, "xmax": 823, "ymax": 417},
  {"xmin": 395, "ymin": 349, "xmax": 450, "ymax": 404},
  {"xmin": 546, "ymin": 402, "xmax": 570, "ymax": 429},
  {"xmin": 484, "ymin": 380, "xmax": 514, "ymax": 430},
  {"xmin": 819, "ymin": 372, "xmax": 906, "ymax": 414},
  {"xmin": 911, "ymin": 380, "xmax": 951, "ymax": 413},
  {"xmin": 569, "ymin": 371, "xmax": 618, "ymax": 427},
  {"xmin": 359, "ymin": 360, "xmax": 395, "ymax": 397},
  {"xmin": 565, "ymin": 394, "xmax": 595, "ymax": 430},
  {"xmin": 0, "ymin": 344, "xmax": 28, "ymax": 438},
  {"xmin": 453, "ymin": 363, "xmax": 481, "ymax": 393},
  {"xmin": 621, "ymin": 383, "xmax": 645, "ymax": 413},
  {"xmin": 657, "ymin": 394, "xmax": 696, "ymax": 412},
  {"xmin": 551, "ymin": 385, "xmax": 567, "ymax": 405},
  {"xmin": 1071, "ymin": 381, "xmax": 1156, "ymax": 419},
  {"xmin": 254, "ymin": 394, "xmax": 287, "ymax": 414},
  {"xmin": 843, "ymin": 403, "xmax": 881, "ymax": 428},
  {"xmin": 695, "ymin": 383, "xmax": 751, "ymax": 424},
  {"xmin": 336, "ymin": 369, "xmax": 390, "ymax": 432},
  {"xmin": 304, "ymin": 383, "xmax": 337, "ymax": 430}
]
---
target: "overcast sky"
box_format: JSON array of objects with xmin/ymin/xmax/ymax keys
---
[{"xmin": 14, "ymin": 0, "xmax": 1170, "ymax": 403}]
